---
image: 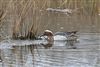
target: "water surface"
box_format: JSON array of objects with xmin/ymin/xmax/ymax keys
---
[{"xmin": 0, "ymin": 33, "xmax": 100, "ymax": 67}]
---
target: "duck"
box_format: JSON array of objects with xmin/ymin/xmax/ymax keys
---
[{"xmin": 37, "ymin": 30, "xmax": 78, "ymax": 42}]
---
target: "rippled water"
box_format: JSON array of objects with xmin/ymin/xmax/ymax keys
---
[{"xmin": 0, "ymin": 33, "xmax": 100, "ymax": 67}]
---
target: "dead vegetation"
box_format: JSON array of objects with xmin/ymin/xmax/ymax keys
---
[{"xmin": 0, "ymin": 0, "xmax": 100, "ymax": 40}]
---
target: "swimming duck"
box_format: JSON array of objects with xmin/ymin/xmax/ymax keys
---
[
  {"xmin": 54, "ymin": 31, "xmax": 78, "ymax": 41},
  {"xmin": 37, "ymin": 30, "xmax": 78, "ymax": 42}
]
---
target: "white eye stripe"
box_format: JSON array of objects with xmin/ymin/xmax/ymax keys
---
[{"xmin": 44, "ymin": 30, "xmax": 53, "ymax": 33}]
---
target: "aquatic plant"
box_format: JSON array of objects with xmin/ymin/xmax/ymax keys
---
[{"xmin": 0, "ymin": 0, "xmax": 99, "ymax": 40}]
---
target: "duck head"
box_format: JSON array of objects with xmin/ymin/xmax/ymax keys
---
[{"xmin": 42, "ymin": 30, "xmax": 54, "ymax": 41}]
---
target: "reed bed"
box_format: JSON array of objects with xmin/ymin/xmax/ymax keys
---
[{"xmin": 0, "ymin": 0, "xmax": 100, "ymax": 40}]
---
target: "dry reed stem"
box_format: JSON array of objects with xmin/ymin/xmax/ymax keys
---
[
  {"xmin": 0, "ymin": 0, "xmax": 12, "ymax": 28},
  {"xmin": 0, "ymin": 0, "xmax": 100, "ymax": 39}
]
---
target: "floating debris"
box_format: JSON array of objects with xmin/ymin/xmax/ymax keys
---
[
  {"xmin": 98, "ymin": 14, "xmax": 100, "ymax": 15},
  {"xmin": 46, "ymin": 8, "xmax": 73, "ymax": 15}
]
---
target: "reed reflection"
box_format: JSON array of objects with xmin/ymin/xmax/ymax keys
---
[
  {"xmin": 12, "ymin": 45, "xmax": 36, "ymax": 67},
  {"xmin": 0, "ymin": 50, "xmax": 2, "ymax": 62}
]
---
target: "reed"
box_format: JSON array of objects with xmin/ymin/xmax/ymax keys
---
[
  {"xmin": 12, "ymin": 0, "xmax": 47, "ymax": 39},
  {"xmin": 0, "ymin": 0, "xmax": 100, "ymax": 40}
]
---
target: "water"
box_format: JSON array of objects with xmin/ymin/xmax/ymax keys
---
[{"xmin": 0, "ymin": 33, "xmax": 100, "ymax": 67}]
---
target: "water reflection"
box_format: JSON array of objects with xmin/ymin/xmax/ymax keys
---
[
  {"xmin": 40, "ymin": 40, "xmax": 77, "ymax": 49},
  {"xmin": 66, "ymin": 40, "xmax": 77, "ymax": 49},
  {"xmin": 0, "ymin": 45, "xmax": 35, "ymax": 67},
  {"xmin": 0, "ymin": 33, "xmax": 99, "ymax": 67},
  {"xmin": 0, "ymin": 40, "xmax": 77, "ymax": 67},
  {"xmin": 41, "ymin": 41, "xmax": 53, "ymax": 49}
]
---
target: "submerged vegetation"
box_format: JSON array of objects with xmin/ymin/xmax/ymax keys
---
[{"xmin": 0, "ymin": 0, "xmax": 100, "ymax": 40}]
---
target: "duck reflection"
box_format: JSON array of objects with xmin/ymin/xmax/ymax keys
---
[
  {"xmin": 41, "ymin": 41, "xmax": 53, "ymax": 49},
  {"xmin": 53, "ymin": 40, "xmax": 77, "ymax": 49},
  {"xmin": 39, "ymin": 38, "xmax": 77, "ymax": 49},
  {"xmin": 66, "ymin": 40, "xmax": 77, "ymax": 49}
]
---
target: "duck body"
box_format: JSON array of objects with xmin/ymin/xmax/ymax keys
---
[
  {"xmin": 37, "ymin": 35, "xmax": 67, "ymax": 41},
  {"xmin": 54, "ymin": 31, "xmax": 78, "ymax": 41},
  {"xmin": 54, "ymin": 32, "xmax": 68, "ymax": 41},
  {"xmin": 54, "ymin": 35, "xmax": 67, "ymax": 41},
  {"xmin": 37, "ymin": 30, "xmax": 78, "ymax": 41}
]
